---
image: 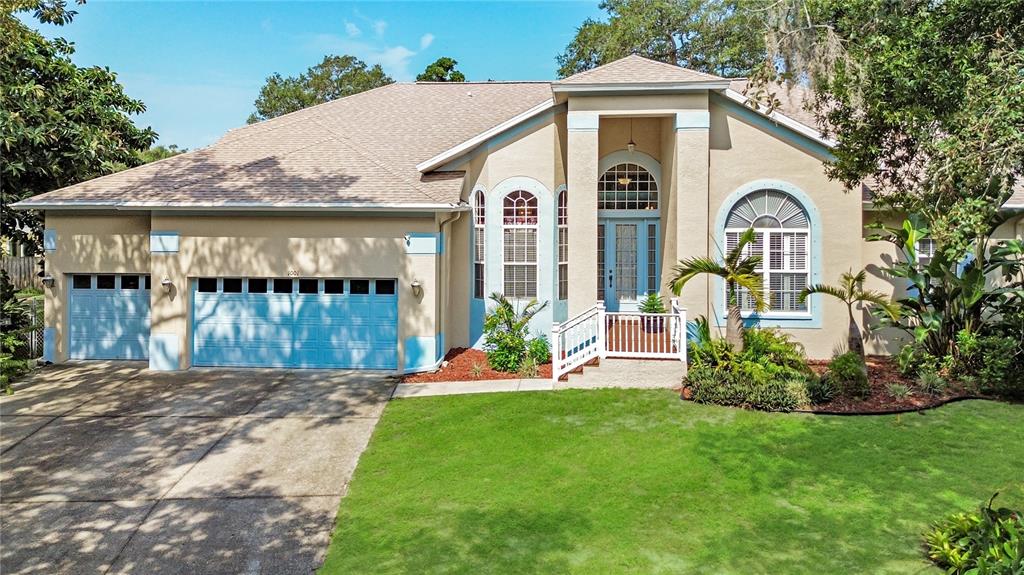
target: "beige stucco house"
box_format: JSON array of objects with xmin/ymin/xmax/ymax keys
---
[{"xmin": 14, "ymin": 55, "xmax": 1024, "ymax": 372}]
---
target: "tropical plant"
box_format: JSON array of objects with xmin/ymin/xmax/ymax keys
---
[
  {"xmin": 924, "ymin": 494, "xmax": 1024, "ymax": 575},
  {"xmin": 482, "ymin": 293, "xmax": 549, "ymax": 372},
  {"xmin": 866, "ymin": 215, "xmax": 1024, "ymax": 359},
  {"xmin": 822, "ymin": 351, "xmax": 869, "ymax": 399},
  {"xmin": 669, "ymin": 227, "xmax": 765, "ymax": 351},
  {"xmin": 639, "ymin": 291, "xmax": 666, "ymax": 314},
  {"xmin": 799, "ymin": 269, "xmax": 899, "ymax": 358}
]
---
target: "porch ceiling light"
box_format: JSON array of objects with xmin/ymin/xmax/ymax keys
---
[
  {"xmin": 618, "ymin": 177, "xmax": 632, "ymax": 186},
  {"xmin": 626, "ymin": 118, "xmax": 636, "ymax": 153}
]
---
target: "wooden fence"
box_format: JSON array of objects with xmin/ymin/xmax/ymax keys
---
[{"xmin": 1, "ymin": 256, "xmax": 41, "ymax": 290}]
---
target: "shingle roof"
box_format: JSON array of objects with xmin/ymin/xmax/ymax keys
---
[
  {"xmin": 727, "ymin": 79, "xmax": 818, "ymax": 130},
  {"xmin": 17, "ymin": 82, "xmax": 553, "ymax": 209},
  {"xmin": 555, "ymin": 54, "xmax": 723, "ymax": 85}
]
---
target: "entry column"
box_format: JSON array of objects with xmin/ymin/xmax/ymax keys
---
[
  {"xmin": 674, "ymin": 110, "xmax": 711, "ymax": 316},
  {"xmin": 566, "ymin": 111, "xmax": 599, "ymax": 316}
]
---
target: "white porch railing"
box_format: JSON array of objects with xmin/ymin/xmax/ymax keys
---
[{"xmin": 551, "ymin": 299, "xmax": 687, "ymax": 381}]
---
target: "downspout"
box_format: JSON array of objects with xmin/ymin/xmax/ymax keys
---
[{"xmin": 437, "ymin": 207, "xmax": 464, "ymax": 362}]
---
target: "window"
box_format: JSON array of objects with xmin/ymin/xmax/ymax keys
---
[
  {"xmin": 121, "ymin": 275, "xmax": 140, "ymax": 290},
  {"xmin": 916, "ymin": 238, "xmax": 937, "ymax": 265},
  {"xmin": 324, "ymin": 279, "xmax": 345, "ymax": 294},
  {"xmin": 144, "ymin": 275, "xmax": 152, "ymax": 290},
  {"xmin": 375, "ymin": 279, "xmax": 396, "ymax": 295},
  {"xmin": 298, "ymin": 279, "xmax": 318, "ymax": 294},
  {"xmin": 647, "ymin": 223, "xmax": 658, "ymax": 294},
  {"xmin": 223, "ymin": 278, "xmax": 242, "ymax": 293},
  {"xmin": 502, "ymin": 190, "xmax": 538, "ymax": 298},
  {"xmin": 350, "ymin": 279, "xmax": 370, "ymax": 294},
  {"xmin": 597, "ymin": 224, "xmax": 605, "ymax": 299},
  {"xmin": 556, "ymin": 189, "xmax": 568, "ymax": 300},
  {"xmin": 724, "ymin": 189, "xmax": 810, "ymax": 314},
  {"xmin": 598, "ymin": 163, "xmax": 658, "ymax": 210},
  {"xmin": 197, "ymin": 277, "xmax": 218, "ymax": 293},
  {"xmin": 273, "ymin": 279, "xmax": 293, "ymax": 294},
  {"xmin": 248, "ymin": 278, "xmax": 268, "ymax": 293},
  {"xmin": 73, "ymin": 275, "xmax": 91, "ymax": 289},
  {"xmin": 473, "ymin": 189, "xmax": 486, "ymax": 299},
  {"xmin": 96, "ymin": 275, "xmax": 115, "ymax": 289}
]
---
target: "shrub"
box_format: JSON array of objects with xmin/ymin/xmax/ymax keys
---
[
  {"xmin": 526, "ymin": 335, "xmax": 551, "ymax": 364},
  {"xmin": 897, "ymin": 342, "xmax": 939, "ymax": 377},
  {"xmin": 638, "ymin": 292, "xmax": 666, "ymax": 314},
  {"xmin": 916, "ymin": 369, "xmax": 948, "ymax": 396},
  {"xmin": 954, "ymin": 332, "xmax": 1023, "ymax": 399},
  {"xmin": 469, "ymin": 362, "xmax": 484, "ymax": 379},
  {"xmin": 924, "ymin": 494, "xmax": 1023, "ymax": 575},
  {"xmin": 517, "ymin": 356, "xmax": 539, "ymax": 378},
  {"xmin": 823, "ymin": 352, "xmax": 870, "ymax": 399},
  {"xmin": 806, "ymin": 375, "xmax": 838, "ymax": 405},
  {"xmin": 483, "ymin": 293, "xmax": 548, "ymax": 372},
  {"xmin": 887, "ymin": 383, "xmax": 912, "ymax": 400}
]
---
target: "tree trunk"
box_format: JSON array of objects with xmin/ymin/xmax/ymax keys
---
[
  {"xmin": 848, "ymin": 314, "xmax": 865, "ymax": 358},
  {"xmin": 726, "ymin": 305, "xmax": 744, "ymax": 352}
]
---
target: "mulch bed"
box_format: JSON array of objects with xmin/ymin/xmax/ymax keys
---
[
  {"xmin": 803, "ymin": 355, "xmax": 974, "ymax": 414},
  {"xmin": 401, "ymin": 347, "xmax": 552, "ymax": 383}
]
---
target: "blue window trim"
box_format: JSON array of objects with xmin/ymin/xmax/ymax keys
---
[
  {"xmin": 712, "ymin": 179, "xmax": 823, "ymax": 329},
  {"xmin": 469, "ymin": 185, "xmax": 488, "ymax": 346}
]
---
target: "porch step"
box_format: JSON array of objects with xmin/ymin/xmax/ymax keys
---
[{"xmin": 555, "ymin": 358, "xmax": 684, "ymax": 390}]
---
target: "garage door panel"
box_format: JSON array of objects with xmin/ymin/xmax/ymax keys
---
[
  {"xmin": 69, "ymin": 275, "xmax": 150, "ymax": 360},
  {"xmin": 193, "ymin": 278, "xmax": 398, "ymax": 369}
]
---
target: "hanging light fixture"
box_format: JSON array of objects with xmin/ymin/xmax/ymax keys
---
[{"xmin": 626, "ymin": 117, "xmax": 636, "ymax": 153}]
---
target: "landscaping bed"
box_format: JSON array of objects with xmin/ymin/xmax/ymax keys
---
[{"xmin": 401, "ymin": 347, "xmax": 552, "ymax": 383}]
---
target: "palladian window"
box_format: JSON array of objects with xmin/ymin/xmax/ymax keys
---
[
  {"xmin": 502, "ymin": 190, "xmax": 538, "ymax": 298},
  {"xmin": 597, "ymin": 163, "xmax": 658, "ymax": 210},
  {"xmin": 724, "ymin": 189, "xmax": 810, "ymax": 313}
]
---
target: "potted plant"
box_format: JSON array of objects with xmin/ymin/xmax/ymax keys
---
[{"xmin": 639, "ymin": 292, "xmax": 666, "ymax": 332}]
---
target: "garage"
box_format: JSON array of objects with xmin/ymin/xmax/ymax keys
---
[
  {"xmin": 68, "ymin": 274, "xmax": 151, "ymax": 360},
  {"xmin": 191, "ymin": 277, "xmax": 399, "ymax": 369}
]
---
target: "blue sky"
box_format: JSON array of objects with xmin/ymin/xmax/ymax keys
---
[{"xmin": 31, "ymin": 1, "xmax": 604, "ymax": 150}]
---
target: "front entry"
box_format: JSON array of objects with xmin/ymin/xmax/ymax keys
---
[{"xmin": 598, "ymin": 218, "xmax": 660, "ymax": 311}]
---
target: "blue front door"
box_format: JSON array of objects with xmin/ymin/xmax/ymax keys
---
[{"xmin": 599, "ymin": 219, "xmax": 659, "ymax": 312}]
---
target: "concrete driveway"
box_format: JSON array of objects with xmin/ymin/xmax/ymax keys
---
[{"xmin": 0, "ymin": 362, "xmax": 396, "ymax": 575}]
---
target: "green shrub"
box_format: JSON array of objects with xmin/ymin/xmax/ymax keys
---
[
  {"xmin": 483, "ymin": 293, "xmax": 548, "ymax": 372},
  {"xmin": 823, "ymin": 352, "xmax": 870, "ymax": 399},
  {"xmin": 887, "ymin": 383, "xmax": 912, "ymax": 400},
  {"xmin": 526, "ymin": 335, "xmax": 551, "ymax": 364},
  {"xmin": 923, "ymin": 494, "xmax": 1023, "ymax": 575},
  {"xmin": 897, "ymin": 342, "xmax": 939, "ymax": 376},
  {"xmin": 638, "ymin": 292, "xmax": 666, "ymax": 314},
  {"xmin": 742, "ymin": 328, "xmax": 809, "ymax": 372},
  {"xmin": 806, "ymin": 375, "xmax": 838, "ymax": 405},
  {"xmin": 517, "ymin": 356, "xmax": 539, "ymax": 378},
  {"xmin": 917, "ymin": 369, "xmax": 948, "ymax": 396},
  {"xmin": 955, "ymin": 332, "xmax": 1023, "ymax": 399}
]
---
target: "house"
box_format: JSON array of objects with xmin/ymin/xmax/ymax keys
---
[{"xmin": 14, "ymin": 55, "xmax": 1024, "ymax": 373}]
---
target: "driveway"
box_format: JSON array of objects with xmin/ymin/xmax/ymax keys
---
[{"xmin": 0, "ymin": 362, "xmax": 396, "ymax": 575}]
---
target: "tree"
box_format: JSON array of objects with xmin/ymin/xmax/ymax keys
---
[
  {"xmin": 754, "ymin": 1, "xmax": 1024, "ymax": 235},
  {"xmin": 799, "ymin": 269, "xmax": 899, "ymax": 358},
  {"xmin": 138, "ymin": 144, "xmax": 186, "ymax": 164},
  {"xmin": 416, "ymin": 57, "xmax": 466, "ymax": 82},
  {"xmin": 669, "ymin": 228, "xmax": 765, "ymax": 351},
  {"xmin": 1, "ymin": 0, "xmax": 157, "ymax": 252},
  {"xmin": 557, "ymin": 0, "xmax": 766, "ymax": 78},
  {"xmin": 247, "ymin": 55, "xmax": 393, "ymax": 123}
]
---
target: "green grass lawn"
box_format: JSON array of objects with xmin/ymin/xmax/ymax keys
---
[{"xmin": 321, "ymin": 390, "xmax": 1024, "ymax": 574}]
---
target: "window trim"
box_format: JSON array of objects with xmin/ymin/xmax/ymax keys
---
[
  {"xmin": 557, "ymin": 188, "xmax": 568, "ymax": 301},
  {"xmin": 501, "ymin": 190, "xmax": 539, "ymax": 299},
  {"xmin": 473, "ymin": 188, "xmax": 486, "ymax": 299}
]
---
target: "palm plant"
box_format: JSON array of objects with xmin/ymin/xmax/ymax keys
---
[
  {"xmin": 799, "ymin": 269, "xmax": 899, "ymax": 358},
  {"xmin": 669, "ymin": 228, "xmax": 765, "ymax": 351},
  {"xmin": 483, "ymin": 293, "xmax": 549, "ymax": 372}
]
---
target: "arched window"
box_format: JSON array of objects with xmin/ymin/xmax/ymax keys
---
[
  {"xmin": 557, "ymin": 188, "xmax": 568, "ymax": 300},
  {"xmin": 597, "ymin": 163, "xmax": 658, "ymax": 210},
  {"xmin": 725, "ymin": 189, "xmax": 810, "ymax": 313},
  {"xmin": 502, "ymin": 190, "xmax": 538, "ymax": 298},
  {"xmin": 473, "ymin": 189, "xmax": 486, "ymax": 299}
]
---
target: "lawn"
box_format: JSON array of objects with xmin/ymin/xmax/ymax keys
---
[{"xmin": 321, "ymin": 390, "xmax": 1024, "ymax": 574}]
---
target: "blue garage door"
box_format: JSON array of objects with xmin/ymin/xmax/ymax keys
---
[
  {"xmin": 192, "ymin": 277, "xmax": 398, "ymax": 369},
  {"xmin": 69, "ymin": 274, "xmax": 151, "ymax": 360}
]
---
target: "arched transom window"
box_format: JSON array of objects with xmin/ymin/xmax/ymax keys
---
[
  {"xmin": 725, "ymin": 189, "xmax": 810, "ymax": 313},
  {"xmin": 473, "ymin": 189, "xmax": 486, "ymax": 299},
  {"xmin": 557, "ymin": 188, "xmax": 568, "ymax": 300},
  {"xmin": 502, "ymin": 190, "xmax": 538, "ymax": 298},
  {"xmin": 598, "ymin": 163, "xmax": 658, "ymax": 210}
]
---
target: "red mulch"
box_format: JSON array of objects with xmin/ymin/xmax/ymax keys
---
[
  {"xmin": 803, "ymin": 355, "xmax": 973, "ymax": 413},
  {"xmin": 401, "ymin": 347, "xmax": 552, "ymax": 383}
]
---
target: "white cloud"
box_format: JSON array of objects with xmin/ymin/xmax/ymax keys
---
[
  {"xmin": 419, "ymin": 33, "xmax": 434, "ymax": 50},
  {"xmin": 306, "ymin": 33, "xmax": 420, "ymax": 81},
  {"xmin": 344, "ymin": 21, "xmax": 361, "ymax": 38},
  {"xmin": 372, "ymin": 20, "xmax": 387, "ymax": 36}
]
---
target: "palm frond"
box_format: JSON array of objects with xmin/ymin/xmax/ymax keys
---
[
  {"xmin": 669, "ymin": 258, "xmax": 729, "ymax": 295},
  {"xmin": 799, "ymin": 283, "xmax": 849, "ymax": 304},
  {"xmin": 854, "ymin": 290, "xmax": 900, "ymax": 321}
]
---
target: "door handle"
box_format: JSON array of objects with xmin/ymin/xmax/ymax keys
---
[{"xmin": 608, "ymin": 270, "xmax": 613, "ymax": 287}]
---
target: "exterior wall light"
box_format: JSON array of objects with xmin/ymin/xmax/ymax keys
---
[
  {"xmin": 160, "ymin": 277, "xmax": 173, "ymax": 293},
  {"xmin": 41, "ymin": 275, "xmax": 55, "ymax": 288},
  {"xmin": 410, "ymin": 280, "xmax": 423, "ymax": 297}
]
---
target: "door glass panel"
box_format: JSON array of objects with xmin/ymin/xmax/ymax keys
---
[
  {"xmin": 614, "ymin": 223, "xmax": 637, "ymax": 301},
  {"xmin": 597, "ymin": 224, "xmax": 605, "ymax": 300}
]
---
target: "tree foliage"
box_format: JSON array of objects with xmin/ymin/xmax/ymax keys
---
[
  {"xmin": 416, "ymin": 57, "xmax": 465, "ymax": 82},
  {"xmin": 799, "ymin": 269, "xmax": 898, "ymax": 357},
  {"xmin": 247, "ymin": 55, "xmax": 393, "ymax": 123},
  {"xmin": 755, "ymin": 0, "xmax": 1024, "ymax": 220},
  {"xmin": 137, "ymin": 144, "xmax": 186, "ymax": 164},
  {"xmin": 1, "ymin": 0, "xmax": 157, "ymax": 251},
  {"xmin": 557, "ymin": 0, "xmax": 766, "ymax": 78}
]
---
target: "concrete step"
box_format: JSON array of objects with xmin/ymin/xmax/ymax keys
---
[{"xmin": 555, "ymin": 358, "xmax": 685, "ymax": 390}]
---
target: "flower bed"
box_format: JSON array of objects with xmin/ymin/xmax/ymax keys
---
[{"xmin": 401, "ymin": 347, "xmax": 552, "ymax": 383}]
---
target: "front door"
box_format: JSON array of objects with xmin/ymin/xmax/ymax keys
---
[{"xmin": 599, "ymin": 219, "xmax": 659, "ymax": 312}]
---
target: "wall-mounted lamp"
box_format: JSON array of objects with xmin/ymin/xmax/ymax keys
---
[
  {"xmin": 160, "ymin": 277, "xmax": 173, "ymax": 293},
  {"xmin": 41, "ymin": 275, "xmax": 55, "ymax": 288},
  {"xmin": 410, "ymin": 279, "xmax": 423, "ymax": 297}
]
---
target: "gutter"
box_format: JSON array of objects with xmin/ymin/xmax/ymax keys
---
[{"xmin": 10, "ymin": 201, "xmax": 471, "ymax": 213}]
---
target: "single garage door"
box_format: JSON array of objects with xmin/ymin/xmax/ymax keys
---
[
  {"xmin": 68, "ymin": 274, "xmax": 151, "ymax": 360},
  {"xmin": 192, "ymin": 277, "xmax": 399, "ymax": 369}
]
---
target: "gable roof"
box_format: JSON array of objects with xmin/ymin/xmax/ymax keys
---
[
  {"xmin": 554, "ymin": 54, "xmax": 724, "ymax": 86},
  {"xmin": 16, "ymin": 82, "xmax": 553, "ymax": 211}
]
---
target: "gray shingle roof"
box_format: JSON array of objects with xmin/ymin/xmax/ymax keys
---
[{"xmin": 555, "ymin": 54, "xmax": 723, "ymax": 85}]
